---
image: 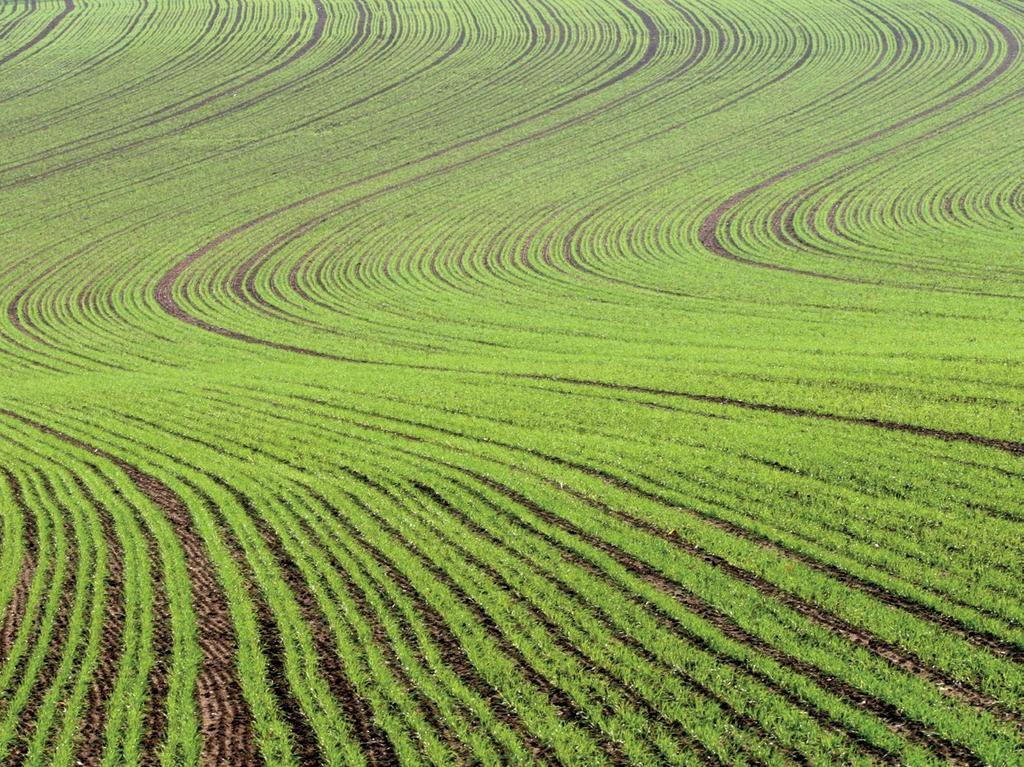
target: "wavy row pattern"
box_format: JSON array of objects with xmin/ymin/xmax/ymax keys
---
[{"xmin": 1, "ymin": 0, "xmax": 1023, "ymax": 764}]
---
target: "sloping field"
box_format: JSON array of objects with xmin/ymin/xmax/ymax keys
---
[{"xmin": 1, "ymin": 0, "xmax": 1023, "ymax": 764}]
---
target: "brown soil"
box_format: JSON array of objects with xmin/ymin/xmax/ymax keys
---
[
  {"xmin": 0, "ymin": 469, "xmax": 37, "ymax": 661},
  {"xmin": 73, "ymin": 476, "xmax": 127, "ymax": 766},
  {"xmin": 210, "ymin": 478, "xmax": 397, "ymax": 767},
  {"xmin": 0, "ymin": 409, "xmax": 260, "ymax": 767}
]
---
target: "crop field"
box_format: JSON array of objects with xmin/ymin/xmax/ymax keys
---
[{"xmin": 1, "ymin": 0, "xmax": 1023, "ymax": 764}]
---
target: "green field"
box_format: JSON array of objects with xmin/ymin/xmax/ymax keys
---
[{"xmin": 1, "ymin": 0, "xmax": 1023, "ymax": 764}]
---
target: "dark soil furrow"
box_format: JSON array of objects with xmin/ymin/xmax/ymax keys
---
[
  {"xmin": 72, "ymin": 475, "xmax": 127, "ymax": 767},
  {"xmin": 458, "ymin": 470, "xmax": 983, "ymax": 767},
  {"xmin": 0, "ymin": 0, "xmax": 73, "ymax": 68},
  {"xmin": 0, "ymin": 409, "xmax": 260, "ymax": 767},
  {"xmin": 207, "ymin": 478, "xmax": 398, "ymax": 767},
  {"xmin": 0, "ymin": 469, "xmax": 37, "ymax": 663}
]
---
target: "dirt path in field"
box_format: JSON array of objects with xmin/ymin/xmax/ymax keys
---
[
  {"xmin": 112, "ymin": 464, "xmax": 261, "ymax": 767},
  {"xmin": 191, "ymin": 474, "xmax": 398, "ymax": 766},
  {"xmin": 185, "ymin": 480, "xmax": 326, "ymax": 767},
  {"xmin": 139, "ymin": 522, "xmax": 173, "ymax": 766},
  {"xmin": 0, "ymin": 409, "xmax": 260, "ymax": 767}
]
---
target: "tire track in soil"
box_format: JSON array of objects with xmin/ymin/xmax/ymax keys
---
[
  {"xmin": 154, "ymin": 385, "xmax": 1013, "ymax": 766},
  {"xmin": 0, "ymin": 470, "xmax": 58, "ymax": 689},
  {"xmin": 0, "ymin": 0, "xmax": 39, "ymax": 41},
  {"xmin": 0, "ymin": 409, "xmax": 261, "ymax": 767},
  {"xmin": 476, "ymin": 415, "xmax": 1024, "ymax": 709},
  {"xmin": 0, "ymin": 0, "xmax": 358, "ymax": 187},
  {"xmin": 163, "ymin": 400, "xmax": 624, "ymax": 763},
  {"xmin": 258, "ymin": 505, "xmax": 439, "ymax": 767},
  {"xmin": 757, "ymin": 82, "xmax": 1024, "ymax": 294},
  {"xmin": 183, "ymin": 480, "xmax": 324, "ymax": 767},
  {"xmin": 434, "ymin": 472, "xmax": 902, "ymax": 767},
  {"xmin": 523, "ymin": 462, "xmax": 1022, "ymax": 741},
  {"xmin": 127, "ymin": 411, "xmax": 539, "ymax": 766},
  {"xmin": 281, "ymin": 385, "xmax": 986, "ymax": 765},
  {"xmin": 155, "ymin": 0, "xmax": 665, "ymax": 328},
  {"xmin": 139, "ymin": 517, "xmax": 172, "ymax": 767},
  {"xmin": 646, "ymin": 461, "xmax": 1024, "ymax": 661},
  {"xmin": 441, "ymin": 400, "xmax": 1024, "ymax": 663},
  {"xmin": 576, "ymin": 377, "xmax": 1024, "ymax": 457},
  {"xmin": 198, "ymin": 421, "xmax": 709, "ymax": 765},
  {"xmin": 157, "ymin": 220, "xmax": 1024, "ymax": 465}
]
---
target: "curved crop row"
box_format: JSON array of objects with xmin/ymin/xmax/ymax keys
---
[{"xmin": 1, "ymin": 0, "xmax": 1022, "ymax": 764}]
